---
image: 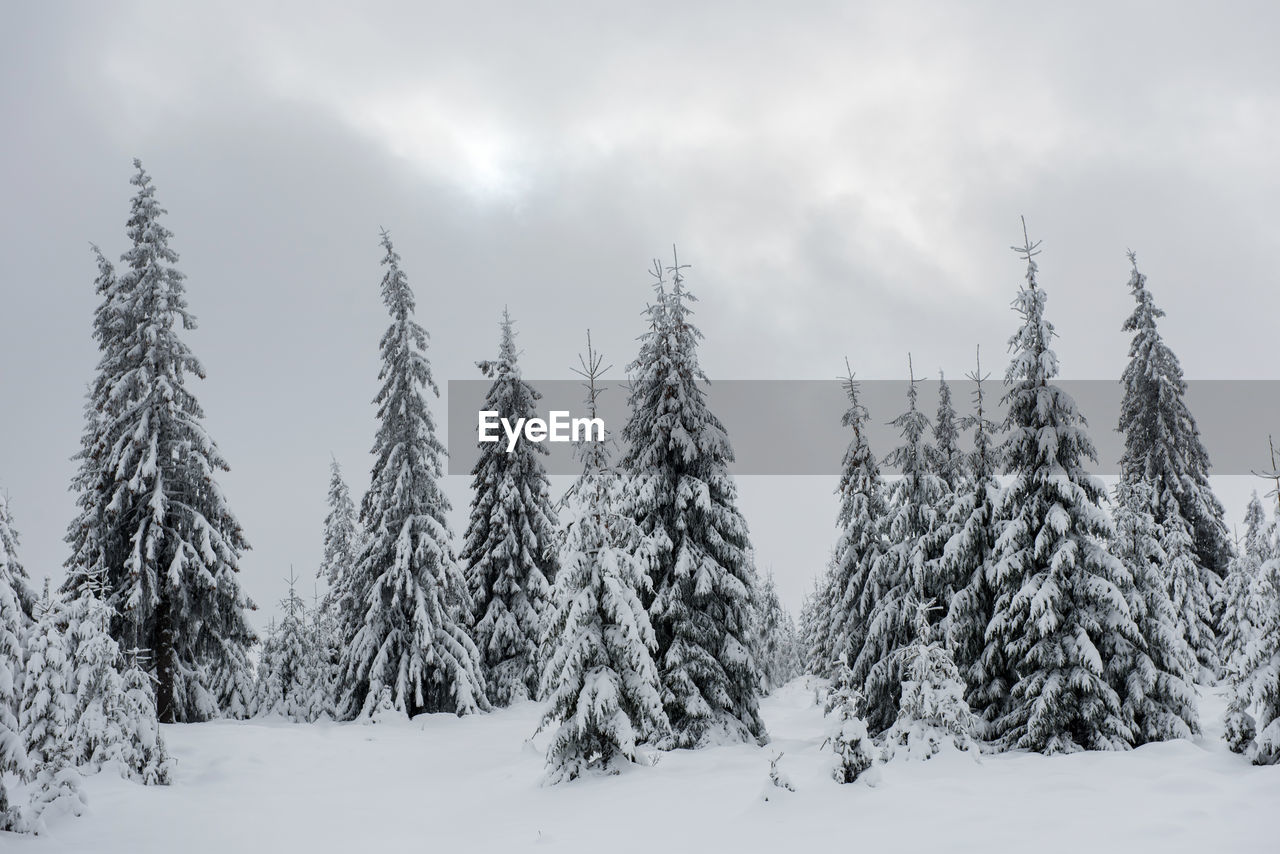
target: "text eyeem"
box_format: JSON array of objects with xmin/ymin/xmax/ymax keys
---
[{"xmin": 478, "ymin": 410, "xmax": 605, "ymax": 453}]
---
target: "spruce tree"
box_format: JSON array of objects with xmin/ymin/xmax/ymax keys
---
[
  {"xmin": 306, "ymin": 592, "xmax": 340, "ymax": 722},
  {"xmin": 62, "ymin": 161, "xmax": 256, "ymax": 722},
  {"xmin": 854, "ymin": 358, "xmax": 948, "ymax": 734},
  {"xmin": 621, "ymin": 254, "xmax": 765, "ymax": 747},
  {"xmin": 0, "ymin": 491, "xmax": 30, "ymax": 831},
  {"xmin": 1219, "ymin": 493, "xmax": 1270, "ymax": 675},
  {"xmin": 798, "ymin": 567, "xmax": 836, "ymax": 676},
  {"xmin": 940, "ymin": 350, "xmax": 1005, "ymax": 734},
  {"xmin": 254, "ymin": 575, "xmax": 317, "ymax": 721},
  {"xmin": 985, "ymin": 224, "xmax": 1141, "ymax": 754},
  {"xmin": 118, "ymin": 651, "xmax": 172, "ymax": 785},
  {"xmin": 313, "ymin": 460, "xmax": 358, "ymax": 720},
  {"xmin": 884, "ymin": 602, "xmax": 977, "ymax": 761},
  {"xmin": 337, "ymin": 231, "xmax": 487, "ymax": 719},
  {"xmin": 752, "ymin": 570, "xmax": 800, "ymax": 694},
  {"xmin": 928, "ymin": 373, "xmax": 964, "ymax": 492},
  {"xmin": 462, "ymin": 310, "xmax": 558, "ymax": 705},
  {"xmin": 21, "ymin": 592, "xmax": 85, "ymax": 829},
  {"xmin": 825, "ymin": 363, "xmax": 888, "ymax": 679},
  {"xmin": 824, "ymin": 656, "xmax": 874, "ymax": 783},
  {"xmin": 1118, "ymin": 251, "xmax": 1229, "ymax": 672},
  {"xmin": 1160, "ymin": 490, "xmax": 1220, "ymax": 677},
  {"xmin": 64, "ymin": 244, "xmax": 130, "ymax": 614},
  {"xmin": 251, "ymin": 618, "xmax": 283, "ymax": 717},
  {"xmin": 0, "ymin": 492, "xmax": 34, "ymax": 620},
  {"xmin": 1228, "ymin": 555, "xmax": 1280, "ymax": 763},
  {"xmin": 65, "ymin": 581, "xmax": 125, "ymax": 770},
  {"xmin": 540, "ymin": 336, "xmax": 667, "ymax": 782},
  {"xmin": 63, "ymin": 579, "xmax": 172, "ymax": 784},
  {"xmin": 1228, "ymin": 461, "xmax": 1280, "ymax": 764},
  {"xmin": 318, "ymin": 458, "xmax": 360, "ymax": 639},
  {"xmin": 1109, "ymin": 479, "xmax": 1200, "ymax": 743}
]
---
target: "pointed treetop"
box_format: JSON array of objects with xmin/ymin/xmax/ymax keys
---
[
  {"xmin": 1011, "ymin": 215, "xmax": 1042, "ymax": 264},
  {"xmin": 571, "ymin": 329, "xmax": 612, "ymax": 421},
  {"xmin": 1255, "ymin": 435, "xmax": 1280, "ymax": 515},
  {"xmin": 378, "ymin": 229, "xmax": 414, "ymax": 318}
]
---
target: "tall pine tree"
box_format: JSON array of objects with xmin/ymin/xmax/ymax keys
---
[
  {"xmin": 751, "ymin": 570, "xmax": 800, "ymax": 694},
  {"xmin": 621, "ymin": 254, "xmax": 766, "ymax": 748},
  {"xmin": 539, "ymin": 336, "xmax": 667, "ymax": 781},
  {"xmin": 21, "ymin": 591, "xmax": 85, "ymax": 829},
  {"xmin": 315, "ymin": 459, "xmax": 359, "ymax": 716},
  {"xmin": 1227, "ymin": 458, "xmax": 1280, "ymax": 764},
  {"xmin": 1117, "ymin": 251, "xmax": 1228, "ymax": 674},
  {"xmin": 1109, "ymin": 478, "xmax": 1200, "ymax": 743},
  {"xmin": 940, "ymin": 349, "xmax": 1005, "ymax": 733},
  {"xmin": 62, "ymin": 161, "xmax": 256, "ymax": 722},
  {"xmin": 824, "ymin": 363, "xmax": 888, "ymax": 679},
  {"xmin": 928, "ymin": 372, "xmax": 964, "ymax": 492},
  {"xmin": 985, "ymin": 224, "xmax": 1141, "ymax": 753},
  {"xmin": 462, "ymin": 310, "xmax": 558, "ymax": 705},
  {"xmin": 336, "ymin": 231, "xmax": 487, "ymax": 719},
  {"xmin": 0, "ymin": 490, "xmax": 30, "ymax": 831},
  {"xmin": 1219, "ymin": 493, "xmax": 1271, "ymax": 675},
  {"xmin": 854, "ymin": 358, "xmax": 948, "ymax": 734},
  {"xmin": 318, "ymin": 458, "xmax": 360, "ymax": 636}
]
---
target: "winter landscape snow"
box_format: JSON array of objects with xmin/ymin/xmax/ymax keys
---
[
  {"xmin": 5, "ymin": 4, "xmax": 1280, "ymax": 852},
  {"xmin": 5, "ymin": 681, "xmax": 1276, "ymax": 854}
]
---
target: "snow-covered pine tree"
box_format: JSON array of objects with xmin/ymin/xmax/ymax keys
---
[
  {"xmin": 1160, "ymin": 489, "xmax": 1220, "ymax": 678},
  {"xmin": 251, "ymin": 618, "xmax": 283, "ymax": 718},
  {"xmin": 1227, "ymin": 456, "xmax": 1280, "ymax": 764},
  {"xmin": 318, "ymin": 458, "xmax": 360, "ymax": 644},
  {"xmin": 0, "ymin": 492, "xmax": 34, "ymax": 622},
  {"xmin": 940, "ymin": 349, "xmax": 1005, "ymax": 734},
  {"xmin": 752, "ymin": 570, "xmax": 800, "ymax": 694},
  {"xmin": 884, "ymin": 601, "xmax": 977, "ymax": 761},
  {"xmin": 254, "ymin": 574, "xmax": 318, "ymax": 721},
  {"xmin": 306, "ymin": 589, "xmax": 339, "ymax": 722},
  {"xmin": 0, "ymin": 490, "xmax": 30, "ymax": 831},
  {"xmin": 799, "ymin": 567, "xmax": 836, "ymax": 676},
  {"xmin": 118, "ymin": 651, "xmax": 172, "ymax": 785},
  {"xmin": 985, "ymin": 223, "xmax": 1141, "ymax": 754},
  {"xmin": 854, "ymin": 357, "xmax": 948, "ymax": 734},
  {"xmin": 62, "ymin": 161, "xmax": 256, "ymax": 722},
  {"xmin": 621, "ymin": 254, "xmax": 766, "ymax": 748},
  {"xmin": 928, "ymin": 372, "xmax": 964, "ymax": 492},
  {"xmin": 64, "ymin": 579, "xmax": 124, "ymax": 770},
  {"xmin": 462, "ymin": 310, "xmax": 557, "ymax": 705},
  {"xmin": 1118, "ymin": 251, "xmax": 1228, "ymax": 673},
  {"xmin": 63, "ymin": 244, "xmax": 130, "ymax": 617},
  {"xmin": 825, "ymin": 362, "xmax": 888, "ymax": 680},
  {"xmin": 1219, "ymin": 493, "xmax": 1271, "ymax": 676},
  {"xmin": 64, "ymin": 579, "xmax": 172, "ymax": 785},
  {"xmin": 21, "ymin": 591, "xmax": 84, "ymax": 829},
  {"xmin": 824, "ymin": 656, "xmax": 875, "ymax": 783},
  {"xmin": 337, "ymin": 231, "xmax": 487, "ymax": 719},
  {"xmin": 801, "ymin": 559, "xmax": 836, "ymax": 677},
  {"xmin": 540, "ymin": 335, "xmax": 667, "ymax": 782},
  {"xmin": 1108, "ymin": 478, "xmax": 1200, "ymax": 743}
]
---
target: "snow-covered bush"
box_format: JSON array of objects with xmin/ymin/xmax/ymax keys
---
[
  {"xmin": 825, "ymin": 658, "xmax": 875, "ymax": 783},
  {"xmin": 883, "ymin": 604, "xmax": 976, "ymax": 762}
]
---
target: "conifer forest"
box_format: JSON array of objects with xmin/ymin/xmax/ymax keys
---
[{"xmin": 2, "ymin": 3, "xmax": 1278, "ymax": 852}]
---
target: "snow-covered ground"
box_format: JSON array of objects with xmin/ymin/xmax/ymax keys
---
[{"xmin": 7, "ymin": 681, "xmax": 1277, "ymax": 853}]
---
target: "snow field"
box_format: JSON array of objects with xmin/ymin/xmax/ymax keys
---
[{"xmin": 8, "ymin": 679, "xmax": 1276, "ymax": 853}]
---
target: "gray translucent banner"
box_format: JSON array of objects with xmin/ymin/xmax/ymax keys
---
[{"xmin": 445, "ymin": 380, "xmax": 1280, "ymax": 476}]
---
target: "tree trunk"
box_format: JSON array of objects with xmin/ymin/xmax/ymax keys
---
[{"xmin": 155, "ymin": 592, "xmax": 177, "ymax": 723}]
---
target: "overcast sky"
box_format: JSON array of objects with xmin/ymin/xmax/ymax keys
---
[{"xmin": 2, "ymin": 1, "xmax": 1278, "ymax": 625}]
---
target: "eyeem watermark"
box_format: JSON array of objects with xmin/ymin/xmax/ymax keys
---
[
  {"xmin": 478, "ymin": 410, "xmax": 605, "ymax": 453},
  {"xmin": 450, "ymin": 379, "xmax": 1280, "ymax": 475}
]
